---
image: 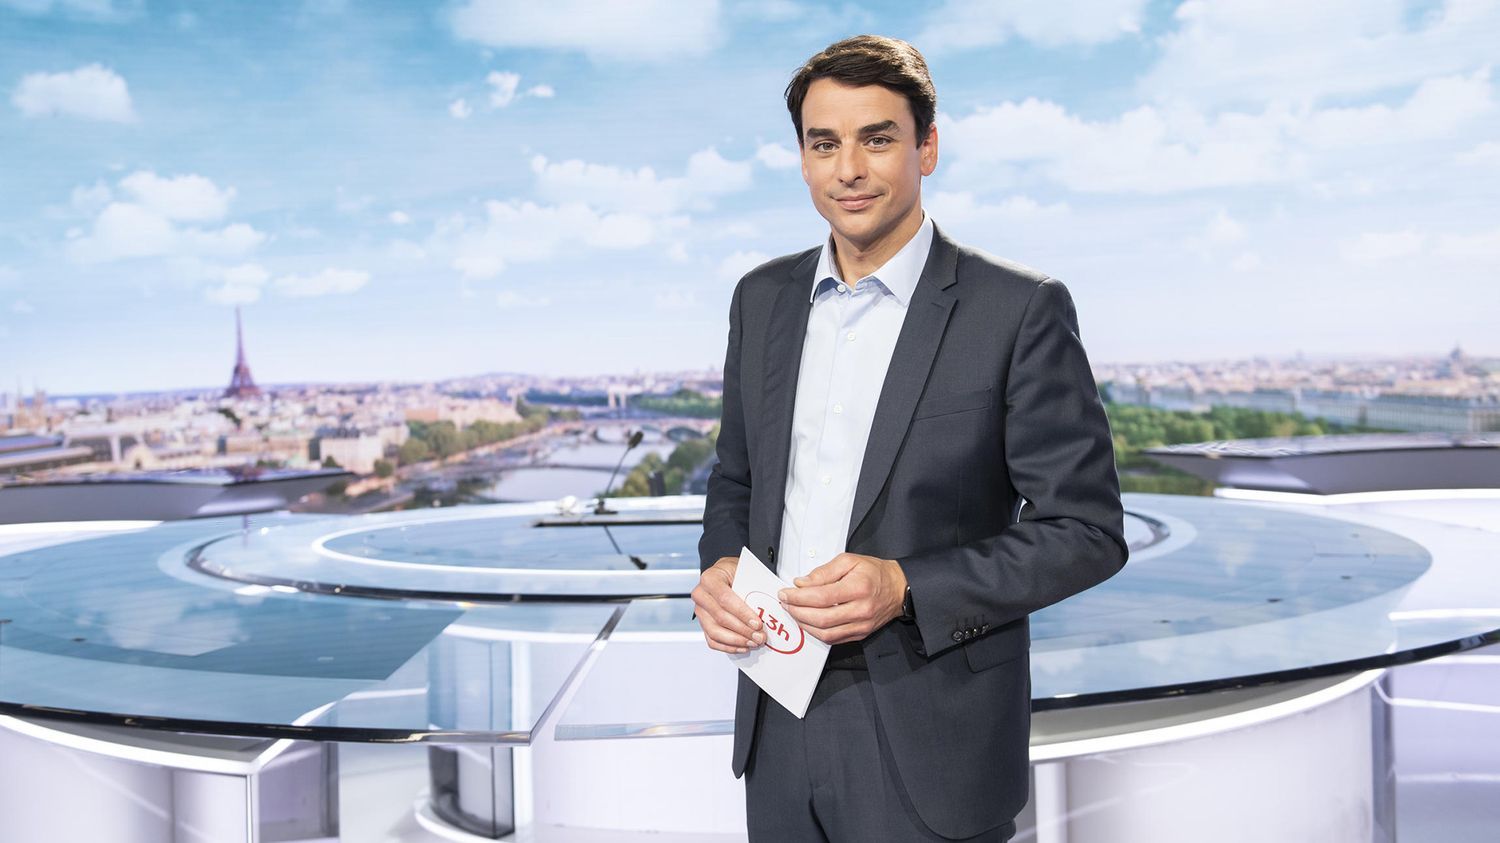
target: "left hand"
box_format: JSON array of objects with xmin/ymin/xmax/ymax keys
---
[{"xmin": 778, "ymin": 552, "xmax": 907, "ymax": 645}]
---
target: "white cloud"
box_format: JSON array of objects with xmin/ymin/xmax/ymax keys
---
[
  {"xmin": 1296, "ymin": 67, "xmax": 1493, "ymax": 149},
  {"xmin": 1206, "ymin": 209, "xmax": 1245, "ymax": 245},
  {"xmin": 926, "ymin": 191, "xmax": 1070, "ymax": 224},
  {"xmin": 1340, "ymin": 224, "xmax": 1500, "ymax": 266},
  {"xmin": 204, "ymin": 262, "xmax": 270, "ymax": 305},
  {"xmin": 1435, "ymin": 226, "xmax": 1500, "ymax": 262},
  {"xmin": 938, "ymin": 97, "xmax": 1293, "ymax": 194},
  {"xmin": 449, "ymin": 98, "xmax": 472, "ymax": 119},
  {"xmin": 496, "ymin": 289, "xmax": 552, "ymax": 308},
  {"xmin": 68, "ymin": 201, "xmax": 264, "ymax": 263},
  {"xmin": 937, "ymin": 66, "xmax": 1494, "ymax": 194},
  {"xmin": 11, "ymin": 299, "xmax": 35, "ymax": 315},
  {"xmin": 686, "ymin": 147, "xmax": 754, "ymax": 191},
  {"xmin": 387, "ymin": 238, "xmax": 427, "ymax": 260},
  {"xmin": 716, "ymin": 249, "xmax": 770, "ymax": 282},
  {"xmin": 70, "ymin": 180, "xmax": 113, "ymax": 215},
  {"xmin": 1458, "ymin": 140, "xmax": 1500, "ymax": 166},
  {"xmin": 12, "ymin": 63, "xmax": 135, "ymax": 123},
  {"xmin": 389, "ymin": 210, "xmax": 411, "ymax": 225},
  {"xmin": 755, "ymin": 141, "xmax": 800, "ymax": 169},
  {"xmin": 335, "ymin": 187, "xmax": 375, "ymax": 214},
  {"xmin": 273, "ymin": 267, "xmax": 369, "ymax": 297},
  {"xmin": 449, "ymin": 0, "xmax": 723, "ymax": 61},
  {"xmin": 1139, "ymin": 0, "xmax": 1500, "ymax": 109},
  {"xmin": 525, "ymin": 83, "xmax": 555, "ymax": 98},
  {"xmin": 486, "ymin": 71, "xmax": 520, "ymax": 107},
  {"xmin": 917, "ymin": 0, "xmax": 1146, "ymax": 50},
  {"xmin": 118, "ymin": 171, "xmax": 235, "ymax": 221},
  {"xmin": 1, "ymin": 0, "xmax": 138, "ymax": 23},
  {"xmin": 1230, "ymin": 251, "xmax": 1262, "ymax": 273},
  {"xmin": 1340, "ymin": 229, "xmax": 1426, "ymax": 265},
  {"xmin": 430, "ymin": 199, "xmax": 686, "ymax": 280},
  {"xmin": 65, "ymin": 170, "xmax": 262, "ymax": 263},
  {"xmin": 530, "ymin": 146, "xmax": 753, "ymax": 214}
]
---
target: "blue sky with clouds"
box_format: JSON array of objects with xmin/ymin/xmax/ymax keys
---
[{"xmin": 2, "ymin": 0, "xmax": 1498, "ymax": 394}]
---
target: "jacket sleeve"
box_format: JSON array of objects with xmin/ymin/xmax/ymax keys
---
[
  {"xmin": 899, "ymin": 277, "xmax": 1128, "ymax": 658},
  {"xmin": 698, "ymin": 276, "xmax": 752, "ymax": 573}
]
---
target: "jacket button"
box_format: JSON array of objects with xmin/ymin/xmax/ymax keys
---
[
  {"xmin": 981, "ymin": 624, "xmax": 989, "ymax": 633},
  {"xmin": 766, "ymin": 546, "xmax": 775, "ymax": 561},
  {"xmin": 952, "ymin": 631, "xmax": 963, "ymax": 642}
]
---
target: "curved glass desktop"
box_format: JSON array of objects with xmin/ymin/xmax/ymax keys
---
[{"xmin": 0, "ymin": 492, "xmax": 1495, "ymax": 745}]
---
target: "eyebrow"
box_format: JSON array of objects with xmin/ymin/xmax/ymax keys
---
[{"xmin": 804, "ymin": 119, "xmax": 901, "ymax": 142}]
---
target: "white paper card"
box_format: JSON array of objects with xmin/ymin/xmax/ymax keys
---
[{"xmin": 727, "ymin": 545, "xmax": 830, "ymax": 718}]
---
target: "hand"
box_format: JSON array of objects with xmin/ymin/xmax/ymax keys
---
[
  {"xmin": 778, "ymin": 552, "xmax": 907, "ymax": 645},
  {"xmin": 692, "ymin": 556, "xmax": 768, "ymax": 654}
]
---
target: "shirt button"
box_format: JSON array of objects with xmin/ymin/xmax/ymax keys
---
[
  {"xmin": 836, "ymin": 283, "xmax": 848, "ymax": 293},
  {"xmin": 808, "ymin": 549, "xmax": 817, "ymax": 558},
  {"xmin": 820, "ymin": 474, "xmax": 831, "ymax": 485},
  {"xmin": 832, "ymin": 404, "xmax": 843, "ymax": 414},
  {"xmin": 846, "ymin": 331, "xmax": 856, "ymax": 342}
]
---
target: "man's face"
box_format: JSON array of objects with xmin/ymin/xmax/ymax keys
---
[{"xmin": 799, "ymin": 77, "xmax": 937, "ymax": 251}]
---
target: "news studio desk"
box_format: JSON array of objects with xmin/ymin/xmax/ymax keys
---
[{"xmin": 0, "ymin": 492, "xmax": 1495, "ymax": 842}]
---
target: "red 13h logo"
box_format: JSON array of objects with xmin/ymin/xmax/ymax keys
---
[{"xmin": 744, "ymin": 590, "xmax": 805, "ymax": 655}]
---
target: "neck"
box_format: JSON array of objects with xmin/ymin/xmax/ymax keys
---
[{"xmin": 830, "ymin": 202, "xmax": 925, "ymax": 283}]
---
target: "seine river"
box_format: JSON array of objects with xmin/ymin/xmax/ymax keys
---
[{"xmin": 478, "ymin": 426, "xmax": 678, "ymax": 503}]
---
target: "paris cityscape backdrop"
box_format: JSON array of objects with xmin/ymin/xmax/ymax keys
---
[{"xmin": 2, "ymin": 1, "xmax": 1497, "ymax": 505}]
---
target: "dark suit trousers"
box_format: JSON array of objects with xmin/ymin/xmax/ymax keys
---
[{"xmin": 745, "ymin": 663, "xmax": 1019, "ymax": 842}]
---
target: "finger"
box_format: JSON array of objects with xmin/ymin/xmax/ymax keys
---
[
  {"xmin": 800, "ymin": 619, "xmax": 868, "ymax": 646},
  {"xmin": 784, "ymin": 600, "xmax": 867, "ymax": 630},
  {"xmin": 695, "ymin": 574, "xmax": 763, "ymax": 642},
  {"xmin": 698, "ymin": 600, "xmax": 763, "ymax": 648},
  {"xmin": 786, "ymin": 576, "xmax": 846, "ymax": 603},
  {"xmin": 698, "ymin": 612, "xmax": 759, "ymax": 652},
  {"xmin": 794, "ymin": 552, "xmax": 859, "ymax": 587},
  {"xmin": 711, "ymin": 588, "xmax": 765, "ymax": 640}
]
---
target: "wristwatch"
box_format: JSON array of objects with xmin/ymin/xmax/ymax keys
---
[{"xmin": 899, "ymin": 584, "xmax": 915, "ymax": 622}]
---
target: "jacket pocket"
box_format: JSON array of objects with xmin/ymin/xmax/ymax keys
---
[
  {"xmin": 963, "ymin": 626, "xmax": 1028, "ymax": 672},
  {"xmin": 913, "ymin": 385, "xmax": 993, "ymax": 420}
]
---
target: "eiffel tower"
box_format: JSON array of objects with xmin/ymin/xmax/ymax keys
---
[{"xmin": 223, "ymin": 306, "xmax": 263, "ymax": 399}]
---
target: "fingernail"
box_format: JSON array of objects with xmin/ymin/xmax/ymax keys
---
[
  {"xmin": 752, "ymin": 631, "xmax": 765, "ymax": 643},
  {"xmin": 778, "ymin": 590, "xmax": 788, "ymax": 601}
]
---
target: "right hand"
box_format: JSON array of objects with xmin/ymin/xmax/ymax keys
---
[{"xmin": 692, "ymin": 556, "xmax": 767, "ymax": 654}]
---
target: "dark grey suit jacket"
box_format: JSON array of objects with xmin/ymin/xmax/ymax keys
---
[{"xmin": 698, "ymin": 220, "xmax": 1128, "ymax": 839}]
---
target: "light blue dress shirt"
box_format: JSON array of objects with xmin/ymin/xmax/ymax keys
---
[{"xmin": 778, "ymin": 210, "xmax": 936, "ymax": 583}]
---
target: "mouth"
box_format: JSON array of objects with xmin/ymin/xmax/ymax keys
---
[{"xmin": 835, "ymin": 194, "xmax": 879, "ymax": 211}]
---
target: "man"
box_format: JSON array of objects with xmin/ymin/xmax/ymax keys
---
[{"xmin": 693, "ymin": 35, "xmax": 1128, "ymax": 842}]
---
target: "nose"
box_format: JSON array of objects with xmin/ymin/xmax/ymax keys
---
[{"xmin": 835, "ymin": 144, "xmax": 867, "ymax": 186}]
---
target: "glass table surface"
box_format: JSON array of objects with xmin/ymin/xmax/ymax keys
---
[{"xmin": 0, "ymin": 493, "xmax": 1494, "ymax": 744}]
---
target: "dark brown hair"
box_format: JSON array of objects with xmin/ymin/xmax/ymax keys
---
[{"xmin": 784, "ymin": 35, "xmax": 937, "ymax": 148}]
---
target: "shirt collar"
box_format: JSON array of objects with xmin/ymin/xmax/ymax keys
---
[{"xmin": 811, "ymin": 210, "xmax": 934, "ymax": 306}]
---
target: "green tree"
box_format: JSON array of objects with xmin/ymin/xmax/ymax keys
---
[{"xmin": 398, "ymin": 438, "xmax": 432, "ymax": 465}]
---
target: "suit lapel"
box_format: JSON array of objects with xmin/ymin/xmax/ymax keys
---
[
  {"xmin": 758, "ymin": 247, "xmax": 820, "ymax": 574},
  {"xmin": 845, "ymin": 223, "xmax": 960, "ymax": 543}
]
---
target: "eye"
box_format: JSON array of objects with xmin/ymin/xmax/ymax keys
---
[
  {"xmin": 812, "ymin": 141, "xmax": 835, "ymax": 153},
  {"xmin": 868, "ymin": 136, "xmax": 892, "ymax": 148}
]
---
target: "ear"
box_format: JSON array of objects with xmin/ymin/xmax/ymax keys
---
[{"xmin": 920, "ymin": 123, "xmax": 938, "ymax": 177}]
